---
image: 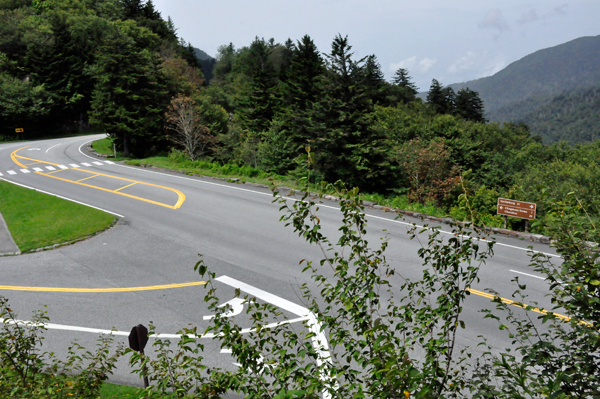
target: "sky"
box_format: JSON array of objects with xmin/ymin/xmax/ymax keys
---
[{"xmin": 151, "ymin": 0, "xmax": 600, "ymax": 91}]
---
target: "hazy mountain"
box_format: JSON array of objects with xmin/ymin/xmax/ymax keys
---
[
  {"xmin": 192, "ymin": 47, "xmax": 216, "ymax": 83},
  {"xmin": 440, "ymin": 35, "xmax": 600, "ymax": 144}
]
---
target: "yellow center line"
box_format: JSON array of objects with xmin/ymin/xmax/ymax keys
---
[
  {"xmin": 11, "ymin": 146, "xmax": 30, "ymax": 168},
  {"xmin": 44, "ymin": 169, "xmax": 66, "ymax": 175},
  {"xmin": 0, "ymin": 281, "xmax": 206, "ymax": 293},
  {"xmin": 36, "ymin": 171, "xmax": 183, "ymax": 209},
  {"xmin": 76, "ymin": 174, "xmax": 100, "ymax": 182},
  {"xmin": 467, "ymin": 288, "xmax": 591, "ymax": 325},
  {"xmin": 14, "ymin": 154, "xmax": 60, "ymax": 166},
  {"xmin": 12, "ymin": 147, "xmax": 186, "ymax": 209},
  {"xmin": 114, "ymin": 182, "xmax": 137, "ymax": 192}
]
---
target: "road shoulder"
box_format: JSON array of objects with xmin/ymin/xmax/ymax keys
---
[{"xmin": 0, "ymin": 211, "xmax": 20, "ymax": 256}]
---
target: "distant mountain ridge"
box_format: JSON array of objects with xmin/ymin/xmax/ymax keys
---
[
  {"xmin": 438, "ymin": 35, "xmax": 600, "ymax": 144},
  {"xmin": 192, "ymin": 47, "xmax": 216, "ymax": 83}
]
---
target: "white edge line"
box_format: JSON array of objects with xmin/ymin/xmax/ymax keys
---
[
  {"xmin": 45, "ymin": 142, "xmax": 62, "ymax": 153},
  {"xmin": 0, "ymin": 177, "xmax": 124, "ymax": 218},
  {"xmin": 509, "ymin": 269, "xmax": 546, "ymax": 280},
  {"xmin": 76, "ymin": 137, "xmax": 560, "ymax": 259},
  {"xmin": 216, "ymin": 275, "xmax": 335, "ymax": 398},
  {"xmin": 0, "ymin": 317, "xmax": 307, "ymax": 340}
]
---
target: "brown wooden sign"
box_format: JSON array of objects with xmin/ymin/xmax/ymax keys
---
[{"xmin": 497, "ymin": 198, "xmax": 536, "ymax": 220}]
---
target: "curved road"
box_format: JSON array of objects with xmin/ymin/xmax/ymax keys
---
[{"xmin": 0, "ymin": 134, "xmax": 560, "ymax": 387}]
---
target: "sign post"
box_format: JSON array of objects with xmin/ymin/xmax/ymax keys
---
[
  {"xmin": 128, "ymin": 324, "xmax": 150, "ymax": 388},
  {"xmin": 497, "ymin": 198, "xmax": 537, "ymax": 232}
]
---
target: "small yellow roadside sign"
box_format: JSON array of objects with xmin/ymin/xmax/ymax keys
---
[{"xmin": 15, "ymin": 128, "xmax": 23, "ymax": 133}]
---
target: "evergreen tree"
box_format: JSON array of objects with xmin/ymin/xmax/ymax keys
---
[
  {"xmin": 427, "ymin": 79, "xmax": 455, "ymax": 115},
  {"xmin": 237, "ymin": 37, "xmax": 278, "ymax": 133},
  {"xmin": 89, "ymin": 20, "xmax": 167, "ymax": 157},
  {"xmin": 455, "ymin": 87, "xmax": 486, "ymax": 123},
  {"xmin": 315, "ymin": 34, "xmax": 389, "ymax": 191},
  {"xmin": 362, "ymin": 54, "xmax": 386, "ymax": 105},
  {"xmin": 389, "ymin": 67, "xmax": 418, "ymax": 104},
  {"xmin": 392, "ymin": 67, "xmax": 418, "ymax": 94},
  {"xmin": 213, "ymin": 43, "xmax": 235, "ymax": 82}
]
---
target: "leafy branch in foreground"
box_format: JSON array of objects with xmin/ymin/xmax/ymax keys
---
[
  {"xmin": 0, "ymin": 296, "xmax": 123, "ymax": 398},
  {"xmin": 194, "ymin": 183, "xmax": 494, "ymax": 398},
  {"xmin": 476, "ymin": 195, "xmax": 600, "ymax": 397}
]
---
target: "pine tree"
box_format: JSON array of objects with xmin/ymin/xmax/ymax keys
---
[
  {"xmin": 363, "ymin": 54, "xmax": 386, "ymax": 105},
  {"xmin": 314, "ymin": 35, "xmax": 390, "ymax": 191},
  {"xmin": 427, "ymin": 79, "xmax": 455, "ymax": 115},
  {"xmin": 237, "ymin": 37, "xmax": 278, "ymax": 133},
  {"xmin": 392, "ymin": 68, "xmax": 418, "ymax": 94},
  {"xmin": 89, "ymin": 20, "xmax": 167, "ymax": 157},
  {"xmin": 455, "ymin": 87, "xmax": 486, "ymax": 123}
]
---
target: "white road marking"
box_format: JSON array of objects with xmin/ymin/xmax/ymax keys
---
[
  {"xmin": 0, "ymin": 172, "xmax": 3, "ymax": 176},
  {"xmin": 215, "ymin": 275, "xmax": 335, "ymax": 399},
  {"xmin": 33, "ymin": 167, "xmax": 43, "ymax": 172},
  {"xmin": 81, "ymin": 162, "xmax": 91, "ymax": 167},
  {"xmin": 0, "ymin": 178, "xmax": 124, "ymax": 218},
  {"xmin": 45, "ymin": 166, "xmax": 56, "ymax": 171},
  {"xmin": 104, "ymin": 160, "xmax": 115, "ymax": 164},
  {"xmin": 46, "ymin": 143, "xmax": 62, "ymax": 153},
  {"xmin": 7, "ymin": 170, "xmax": 16, "ymax": 175},
  {"xmin": 203, "ymin": 298, "xmax": 245, "ymax": 320},
  {"xmin": 92, "ymin": 161, "xmax": 103, "ymax": 166},
  {"xmin": 27, "ymin": 148, "xmax": 41, "ymax": 151},
  {"xmin": 510, "ymin": 270, "xmax": 545, "ymax": 280},
  {"xmin": 20, "ymin": 169, "xmax": 30, "ymax": 174},
  {"xmin": 58, "ymin": 165, "xmax": 68, "ymax": 169},
  {"xmin": 0, "ymin": 317, "xmax": 307, "ymax": 340},
  {"xmin": 70, "ymin": 164, "xmax": 80, "ymax": 168}
]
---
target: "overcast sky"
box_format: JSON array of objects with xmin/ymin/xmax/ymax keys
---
[{"xmin": 152, "ymin": 0, "xmax": 600, "ymax": 91}]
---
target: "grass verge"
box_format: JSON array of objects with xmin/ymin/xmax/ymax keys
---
[
  {"xmin": 92, "ymin": 139, "xmax": 447, "ymax": 217},
  {"xmin": 100, "ymin": 382, "xmax": 145, "ymax": 398},
  {"xmin": 91, "ymin": 137, "xmax": 131, "ymax": 161},
  {"xmin": 0, "ymin": 180, "xmax": 116, "ymax": 252}
]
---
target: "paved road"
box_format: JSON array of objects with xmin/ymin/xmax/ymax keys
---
[{"xmin": 0, "ymin": 135, "xmax": 561, "ymax": 388}]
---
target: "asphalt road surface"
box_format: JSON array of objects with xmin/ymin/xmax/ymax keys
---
[{"xmin": 0, "ymin": 134, "xmax": 562, "ymax": 389}]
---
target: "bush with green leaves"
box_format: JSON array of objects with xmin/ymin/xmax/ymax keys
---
[
  {"xmin": 474, "ymin": 195, "xmax": 600, "ymax": 398},
  {"xmin": 183, "ymin": 183, "xmax": 493, "ymax": 398},
  {"xmin": 0, "ymin": 297, "xmax": 123, "ymax": 398}
]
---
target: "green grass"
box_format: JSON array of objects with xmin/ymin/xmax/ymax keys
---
[
  {"xmin": 91, "ymin": 137, "xmax": 131, "ymax": 161},
  {"xmin": 93, "ymin": 139, "xmax": 449, "ymax": 217},
  {"xmin": 0, "ymin": 180, "xmax": 116, "ymax": 252},
  {"xmin": 360, "ymin": 193, "xmax": 448, "ymax": 217},
  {"xmin": 125, "ymin": 154, "xmax": 301, "ymax": 189},
  {"xmin": 100, "ymin": 382, "xmax": 145, "ymax": 398}
]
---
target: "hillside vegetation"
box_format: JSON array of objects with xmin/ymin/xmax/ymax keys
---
[
  {"xmin": 1, "ymin": 0, "xmax": 599, "ymax": 235},
  {"xmin": 448, "ymin": 35, "xmax": 600, "ymax": 144}
]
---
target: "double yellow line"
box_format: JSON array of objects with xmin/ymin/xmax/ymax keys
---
[
  {"xmin": 10, "ymin": 146, "xmax": 185, "ymax": 209},
  {"xmin": 0, "ymin": 281, "xmax": 206, "ymax": 293}
]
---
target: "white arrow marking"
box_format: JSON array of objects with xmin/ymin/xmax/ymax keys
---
[{"xmin": 203, "ymin": 297, "xmax": 245, "ymax": 320}]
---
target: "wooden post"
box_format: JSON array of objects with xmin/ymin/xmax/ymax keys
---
[
  {"xmin": 503, "ymin": 215, "xmax": 507, "ymax": 229},
  {"xmin": 113, "ymin": 143, "xmax": 116, "ymax": 159},
  {"xmin": 524, "ymin": 220, "xmax": 529, "ymax": 233}
]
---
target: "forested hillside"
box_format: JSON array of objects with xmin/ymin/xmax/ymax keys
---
[
  {"xmin": 494, "ymin": 85, "xmax": 600, "ymax": 143},
  {"xmin": 447, "ymin": 35, "xmax": 600, "ymax": 144},
  {"xmin": 0, "ymin": 0, "xmax": 202, "ymax": 155},
  {"xmin": 2, "ymin": 0, "xmax": 599, "ymax": 234}
]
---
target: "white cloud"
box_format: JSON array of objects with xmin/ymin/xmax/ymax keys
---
[
  {"xmin": 478, "ymin": 59, "xmax": 506, "ymax": 79},
  {"xmin": 418, "ymin": 57, "xmax": 437, "ymax": 73},
  {"xmin": 389, "ymin": 55, "xmax": 417, "ymax": 71},
  {"xmin": 478, "ymin": 8, "xmax": 510, "ymax": 35},
  {"xmin": 447, "ymin": 51, "xmax": 477, "ymax": 74}
]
